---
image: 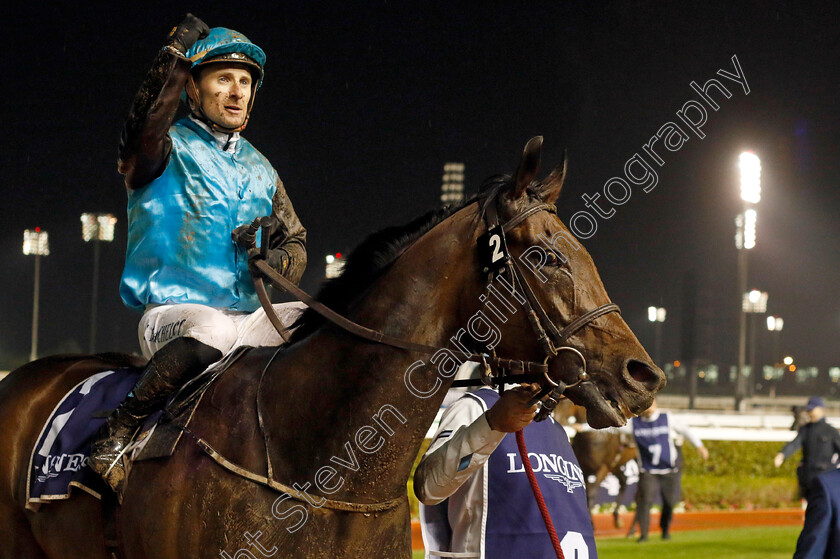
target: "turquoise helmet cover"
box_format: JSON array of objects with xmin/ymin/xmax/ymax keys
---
[{"xmin": 185, "ymin": 27, "xmax": 266, "ymax": 89}]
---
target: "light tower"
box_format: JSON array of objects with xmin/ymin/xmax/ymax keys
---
[
  {"xmin": 81, "ymin": 213, "xmax": 117, "ymax": 353},
  {"xmin": 23, "ymin": 228, "xmax": 50, "ymax": 361},
  {"xmin": 441, "ymin": 162, "xmax": 465, "ymax": 206},
  {"xmin": 743, "ymin": 289, "xmax": 768, "ymax": 397},
  {"xmin": 735, "ymin": 152, "xmax": 761, "ymax": 410},
  {"xmin": 767, "ymin": 315, "xmax": 784, "ymax": 374},
  {"xmin": 325, "ymin": 253, "xmax": 346, "ymax": 279},
  {"xmin": 647, "ymin": 306, "xmax": 666, "ymax": 366}
]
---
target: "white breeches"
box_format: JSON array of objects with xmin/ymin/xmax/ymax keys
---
[{"xmin": 137, "ymin": 302, "xmax": 307, "ymax": 359}]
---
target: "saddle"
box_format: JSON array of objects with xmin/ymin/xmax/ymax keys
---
[{"xmin": 130, "ymin": 346, "xmax": 251, "ymax": 462}]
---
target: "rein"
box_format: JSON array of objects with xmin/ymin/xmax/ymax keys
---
[
  {"xmin": 214, "ymin": 197, "xmax": 620, "ymax": 521},
  {"xmin": 245, "ymin": 200, "xmax": 619, "ymax": 398},
  {"xmin": 252, "ymin": 259, "xmax": 559, "ymax": 387}
]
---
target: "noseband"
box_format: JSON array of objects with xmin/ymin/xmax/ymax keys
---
[{"xmin": 241, "ymin": 196, "xmax": 620, "ymax": 419}]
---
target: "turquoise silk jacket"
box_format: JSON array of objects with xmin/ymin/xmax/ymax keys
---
[
  {"xmin": 123, "ymin": 118, "xmax": 279, "ymax": 311},
  {"xmin": 118, "ymin": 50, "xmax": 306, "ymax": 312}
]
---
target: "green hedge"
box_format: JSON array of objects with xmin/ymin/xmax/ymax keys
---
[
  {"xmin": 680, "ymin": 440, "xmax": 800, "ymax": 509},
  {"xmin": 407, "ymin": 439, "xmax": 803, "ymax": 516}
]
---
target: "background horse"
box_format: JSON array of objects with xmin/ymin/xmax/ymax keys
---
[
  {"xmin": 555, "ymin": 400, "xmax": 637, "ymax": 529},
  {"xmin": 791, "ymin": 405, "xmax": 810, "ymax": 431},
  {"xmin": 0, "ymin": 138, "xmax": 665, "ymax": 558}
]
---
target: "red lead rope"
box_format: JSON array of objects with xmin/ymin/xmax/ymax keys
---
[{"xmin": 516, "ymin": 429, "xmax": 565, "ymax": 559}]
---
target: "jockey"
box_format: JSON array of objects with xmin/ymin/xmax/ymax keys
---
[{"xmin": 90, "ymin": 14, "xmax": 307, "ymax": 492}]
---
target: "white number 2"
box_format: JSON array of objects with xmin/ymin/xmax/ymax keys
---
[
  {"xmin": 561, "ymin": 531, "xmax": 589, "ymax": 559},
  {"xmin": 488, "ymin": 234, "xmax": 504, "ymax": 263}
]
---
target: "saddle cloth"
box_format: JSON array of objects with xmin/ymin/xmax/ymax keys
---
[
  {"xmin": 26, "ymin": 368, "xmax": 141, "ymax": 510},
  {"xmin": 25, "ymin": 347, "xmax": 249, "ymax": 511}
]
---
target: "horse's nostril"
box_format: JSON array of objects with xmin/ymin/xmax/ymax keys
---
[{"xmin": 627, "ymin": 360, "xmax": 663, "ymax": 391}]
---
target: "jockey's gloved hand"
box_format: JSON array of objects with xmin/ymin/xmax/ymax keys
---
[
  {"xmin": 231, "ymin": 220, "xmax": 260, "ymax": 250},
  {"xmin": 167, "ymin": 13, "xmax": 210, "ymax": 54},
  {"xmin": 267, "ymin": 249, "xmax": 291, "ymax": 276},
  {"xmin": 247, "ymin": 248, "xmax": 290, "ymax": 279}
]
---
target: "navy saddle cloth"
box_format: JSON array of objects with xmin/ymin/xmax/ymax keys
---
[{"xmin": 26, "ymin": 368, "xmax": 141, "ymax": 509}]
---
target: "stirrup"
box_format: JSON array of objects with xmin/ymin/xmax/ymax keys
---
[
  {"xmin": 101, "ymin": 438, "xmax": 134, "ymax": 477},
  {"xmin": 90, "ymin": 437, "xmax": 135, "ymax": 494}
]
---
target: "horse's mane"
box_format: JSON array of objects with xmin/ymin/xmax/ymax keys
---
[{"xmin": 289, "ymin": 175, "xmax": 513, "ymax": 343}]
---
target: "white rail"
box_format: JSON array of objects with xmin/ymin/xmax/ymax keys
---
[{"xmin": 425, "ymin": 393, "xmax": 840, "ymax": 443}]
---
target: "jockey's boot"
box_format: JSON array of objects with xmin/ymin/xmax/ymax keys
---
[{"xmin": 89, "ymin": 337, "xmax": 222, "ymax": 492}]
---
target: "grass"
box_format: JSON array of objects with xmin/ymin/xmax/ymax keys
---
[
  {"xmin": 412, "ymin": 525, "xmax": 802, "ymax": 559},
  {"xmin": 596, "ymin": 526, "xmax": 801, "ymax": 559}
]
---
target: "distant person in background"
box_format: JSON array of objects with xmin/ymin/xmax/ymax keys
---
[
  {"xmin": 629, "ymin": 397, "xmax": 708, "ymax": 543},
  {"xmin": 775, "ymin": 397, "xmax": 840, "ymax": 499},
  {"xmin": 793, "ymin": 468, "xmax": 840, "ymax": 558}
]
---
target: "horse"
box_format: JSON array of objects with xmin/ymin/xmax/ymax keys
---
[
  {"xmin": 555, "ymin": 400, "xmax": 637, "ymax": 529},
  {"xmin": 0, "ymin": 137, "xmax": 665, "ymax": 558}
]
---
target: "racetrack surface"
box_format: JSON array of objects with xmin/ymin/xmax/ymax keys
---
[{"xmin": 591, "ymin": 508, "xmax": 804, "ymax": 537}]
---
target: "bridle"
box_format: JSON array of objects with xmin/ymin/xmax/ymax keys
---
[
  {"xmin": 467, "ymin": 197, "xmax": 620, "ymax": 417},
  {"xmin": 490, "ymin": 201, "xmax": 619, "ymax": 355},
  {"xmin": 240, "ymin": 194, "xmax": 620, "ymax": 419}
]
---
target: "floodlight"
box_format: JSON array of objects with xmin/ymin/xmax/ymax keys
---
[{"xmin": 739, "ymin": 152, "xmax": 761, "ymax": 204}]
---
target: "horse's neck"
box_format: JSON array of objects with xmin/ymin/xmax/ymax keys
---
[{"xmin": 262, "ymin": 209, "xmax": 481, "ymax": 499}]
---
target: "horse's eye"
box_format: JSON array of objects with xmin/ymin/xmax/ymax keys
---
[{"xmin": 546, "ymin": 251, "xmax": 562, "ymax": 266}]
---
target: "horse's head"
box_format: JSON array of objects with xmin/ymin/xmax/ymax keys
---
[
  {"xmin": 791, "ymin": 406, "xmax": 810, "ymax": 431},
  {"xmin": 478, "ymin": 137, "xmax": 665, "ymax": 428}
]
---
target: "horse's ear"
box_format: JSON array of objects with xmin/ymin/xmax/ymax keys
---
[
  {"xmin": 539, "ymin": 151, "xmax": 567, "ymax": 204},
  {"xmin": 510, "ymin": 136, "xmax": 543, "ymax": 200}
]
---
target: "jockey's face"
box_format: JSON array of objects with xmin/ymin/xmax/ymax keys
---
[{"xmin": 194, "ymin": 64, "xmax": 253, "ymax": 130}]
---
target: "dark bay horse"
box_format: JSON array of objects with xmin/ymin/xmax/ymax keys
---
[
  {"xmin": 791, "ymin": 405, "xmax": 810, "ymax": 431},
  {"xmin": 0, "ymin": 138, "xmax": 665, "ymax": 558}
]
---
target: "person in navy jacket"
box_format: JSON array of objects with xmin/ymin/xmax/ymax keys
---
[
  {"xmin": 794, "ymin": 468, "xmax": 840, "ymax": 558},
  {"xmin": 775, "ymin": 397, "xmax": 840, "ymax": 499},
  {"xmin": 414, "ymin": 383, "xmax": 597, "ymax": 559}
]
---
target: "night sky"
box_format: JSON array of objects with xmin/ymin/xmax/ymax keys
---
[{"xmin": 2, "ymin": 2, "xmax": 839, "ymax": 372}]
